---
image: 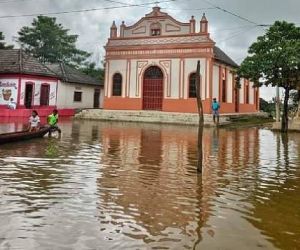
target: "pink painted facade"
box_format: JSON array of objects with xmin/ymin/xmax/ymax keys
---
[
  {"xmin": 104, "ymin": 7, "xmax": 259, "ymax": 114},
  {"xmin": 0, "ymin": 74, "xmax": 74, "ymax": 117}
]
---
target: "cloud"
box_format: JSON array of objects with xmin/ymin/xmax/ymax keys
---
[{"xmin": 0, "ymin": 0, "xmax": 299, "ymax": 100}]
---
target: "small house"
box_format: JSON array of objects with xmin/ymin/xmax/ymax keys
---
[
  {"xmin": 0, "ymin": 49, "xmax": 103, "ymax": 117},
  {"xmin": 47, "ymin": 63, "xmax": 104, "ymax": 110}
]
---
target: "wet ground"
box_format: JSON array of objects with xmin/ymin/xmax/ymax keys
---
[{"xmin": 0, "ymin": 119, "xmax": 299, "ymax": 250}]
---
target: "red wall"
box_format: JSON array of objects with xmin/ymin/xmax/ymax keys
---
[{"xmin": 104, "ymin": 96, "xmax": 259, "ymax": 114}]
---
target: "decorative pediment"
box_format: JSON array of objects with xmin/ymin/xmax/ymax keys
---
[
  {"xmin": 150, "ymin": 22, "xmax": 162, "ymax": 30},
  {"xmin": 145, "ymin": 7, "xmax": 168, "ymax": 18},
  {"xmin": 165, "ymin": 24, "xmax": 181, "ymax": 32},
  {"xmin": 108, "ymin": 35, "xmax": 210, "ymax": 47},
  {"xmin": 132, "ymin": 26, "xmax": 146, "ymax": 34}
]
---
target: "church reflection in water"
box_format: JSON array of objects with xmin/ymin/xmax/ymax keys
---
[{"xmin": 97, "ymin": 123, "xmax": 264, "ymax": 248}]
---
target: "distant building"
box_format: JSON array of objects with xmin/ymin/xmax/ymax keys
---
[
  {"xmin": 0, "ymin": 49, "xmax": 103, "ymax": 117},
  {"xmin": 104, "ymin": 7, "xmax": 259, "ymax": 113},
  {"xmin": 47, "ymin": 63, "xmax": 104, "ymax": 110}
]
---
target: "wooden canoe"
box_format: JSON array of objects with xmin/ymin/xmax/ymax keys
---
[{"xmin": 0, "ymin": 127, "xmax": 50, "ymax": 145}]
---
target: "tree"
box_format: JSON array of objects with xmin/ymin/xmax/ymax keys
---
[
  {"xmin": 18, "ymin": 16, "xmax": 90, "ymax": 67},
  {"xmin": 259, "ymin": 98, "xmax": 276, "ymax": 116},
  {"xmin": 0, "ymin": 32, "xmax": 13, "ymax": 49},
  {"xmin": 238, "ymin": 21, "xmax": 300, "ymax": 132},
  {"xmin": 80, "ymin": 62, "xmax": 104, "ymax": 81}
]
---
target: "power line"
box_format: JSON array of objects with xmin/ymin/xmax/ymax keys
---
[
  {"xmin": 161, "ymin": 7, "xmax": 216, "ymax": 11},
  {"xmin": 217, "ymin": 25, "xmax": 259, "ymax": 43},
  {"xmin": 201, "ymin": 0, "xmax": 270, "ymax": 27},
  {"xmin": 0, "ymin": 0, "xmax": 175, "ymax": 18}
]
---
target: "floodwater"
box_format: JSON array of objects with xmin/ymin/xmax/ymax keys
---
[{"xmin": 0, "ymin": 119, "xmax": 299, "ymax": 250}]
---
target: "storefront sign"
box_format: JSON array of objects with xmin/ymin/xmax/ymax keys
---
[{"xmin": 0, "ymin": 80, "xmax": 18, "ymax": 105}]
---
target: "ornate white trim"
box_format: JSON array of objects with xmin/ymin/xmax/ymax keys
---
[
  {"xmin": 108, "ymin": 35, "xmax": 209, "ymax": 46},
  {"xmin": 107, "ymin": 48, "xmax": 212, "ymax": 56}
]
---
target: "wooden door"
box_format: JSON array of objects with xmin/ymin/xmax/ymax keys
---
[
  {"xmin": 235, "ymin": 88, "xmax": 239, "ymax": 112},
  {"xmin": 143, "ymin": 66, "xmax": 163, "ymax": 111},
  {"xmin": 94, "ymin": 88, "xmax": 100, "ymax": 108},
  {"xmin": 25, "ymin": 83, "xmax": 33, "ymax": 109},
  {"xmin": 40, "ymin": 84, "xmax": 50, "ymax": 106}
]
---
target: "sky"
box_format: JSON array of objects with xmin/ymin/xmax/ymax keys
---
[{"xmin": 0, "ymin": 0, "xmax": 299, "ymax": 100}]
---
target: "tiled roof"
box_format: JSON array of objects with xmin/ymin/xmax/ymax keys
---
[
  {"xmin": 47, "ymin": 63, "xmax": 103, "ymax": 86},
  {"xmin": 0, "ymin": 49, "xmax": 57, "ymax": 77},
  {"xmin": 213, "ymin": 46, "xmax": 239, "ymax": 68}
]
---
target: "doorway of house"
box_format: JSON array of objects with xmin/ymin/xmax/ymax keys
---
[
  {"xmin": 142, "ymin": 66, "xmax": 164, "ymax": 111},
  {"xmin": 40, "ymin": 84, "xmax": 50, "ymax": 106},
  {"xmin": 93, "ymin": 88, "xmax": 100, "ymax": 108},
  {"xmin": 25, "ymin": 83, "xmax": 33, "ymax": 109},
  {"xmin": 235, "ymin": 88, "xmax": 239, "ymax": 112}
]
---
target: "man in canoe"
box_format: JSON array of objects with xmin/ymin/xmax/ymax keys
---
[
  {"xmin": 28, "ymin": 110, "xmax": 40, "ymax": 132},
  {"xmin": 47, "ymin": 109, "xmax": 62, "ymax": 137}
]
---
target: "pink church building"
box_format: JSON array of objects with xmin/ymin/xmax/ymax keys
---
[{"xmin": 103, "ymin": 7, "xmax": 259, "ymax": 114}]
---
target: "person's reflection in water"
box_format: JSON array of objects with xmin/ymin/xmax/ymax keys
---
[
  {"xmin": 211, "ymin": 128, "xmax": 219, "ymax": 155},
  {"xmin": 45, "ymin": 138, "xmax": 59, "ymax": 158}
]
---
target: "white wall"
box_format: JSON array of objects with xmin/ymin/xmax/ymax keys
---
[
  {"xmin": 100, "ymin": 86, "xmax": 105, "ymax": 108},
  {"xmin": 20, "ymin": 78, "xmax": 57, "ymax": 106},
  {"xmin": 107, "ymin": 60, "xmax": 127, "ymax": 98},
  {"xmin": 106, "ymin": 58, "xmax": 209, "ymax": 100},
  {"xmin": 123, "ymin": 18, "xmax": 190, "ymax": 38},
  {"xmin": 239, "ymin": 79, "xmax": 245, "ymax": 104},
  {"xmin": 57, "ymin": 81, "xmax": 102, "ymax": 109},
  {"xmin": 212, "ymin": 65, "xmax": 219, "ymax": 100},
  {"xmin": 249, "ymin": 81, "xmax": 254, "ymax": 104},
  {"xmin": 227, "ymin": 71, "xmax": 233, "ymax": 103},
  {"xmin": 108, "ymin": 58, "xmax": 181, "ymax": 99},
  {"xmin": 184, "ymin": 58, "xmax": 206, "ymax": 99}
]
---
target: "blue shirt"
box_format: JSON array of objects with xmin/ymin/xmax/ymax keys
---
[{"xmin": 212, "ymin": 102, "xmax": 220, "ymax": 111}]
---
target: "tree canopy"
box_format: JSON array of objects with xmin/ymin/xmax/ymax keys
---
[
  {"xmin": 0, "ymin": 32, "xmax": 13, "ymax": 49},
  {"xmin": 18, "ymin": 16, "xmax": 90, "ymax": 67},
  {"xmin": 238, "ymin": 21, "xmax": 300, "ymax": 132},
  {"xmin": 80, "ymin": 62, "xmax": 104, "ymax": 82}
]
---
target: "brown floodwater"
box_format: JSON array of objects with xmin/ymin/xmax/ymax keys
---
[{"xmin": 0, "ymin": 119, "xmax": 299, "ymax": 250}]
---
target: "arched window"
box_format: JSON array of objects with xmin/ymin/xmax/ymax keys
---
[
  {"xmin": 189, "ymin": 73, "xmax": 197, "ymax": 98},
  {"xmin": 112, "ymin": 73, "xmax": 122, "ymax": 96},
  {"xmin": 221, "ymin": 71, "xmax": 227, "ymax": 103},
  {"xmin": 150, "ymin": 22, "xmax": 161, "ymax": 36}
]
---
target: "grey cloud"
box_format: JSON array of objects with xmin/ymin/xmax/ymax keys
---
[{"xmin": 1, "ymin": 0, "xmax": 299, "ymax": 100}]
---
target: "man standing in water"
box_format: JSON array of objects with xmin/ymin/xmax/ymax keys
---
[
  {"xmin": 48, "ymin": 109, "xmax": 62, "ymax": 137},
  {"xmin": 212, "ymin": 98, "xmax": 220, "ymax": 124}
]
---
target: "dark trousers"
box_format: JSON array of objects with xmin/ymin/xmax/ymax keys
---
[{"xmin": 48, "ymin": 124, "xmax": 61, "ymax": 137}]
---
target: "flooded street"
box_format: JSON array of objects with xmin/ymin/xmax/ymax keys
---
[{"xmin": 0, "ymin": 120, "xmax": 300, "ymax": 250}]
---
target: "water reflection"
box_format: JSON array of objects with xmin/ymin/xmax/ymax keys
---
[{"xmin": 0, "ymin": 121, "xmax": 299, "ymax": 249}]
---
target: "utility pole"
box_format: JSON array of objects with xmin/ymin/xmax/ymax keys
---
[{"xmin": 195, "ymin": 60, "xmax": 204, "ymax": 173}]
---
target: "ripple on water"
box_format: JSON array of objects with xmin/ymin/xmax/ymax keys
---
[{"xmin": 0, "ymin": 122, "xmax": 299, "ymax": 249}]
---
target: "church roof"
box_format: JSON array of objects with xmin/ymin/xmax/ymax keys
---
[
  {"xmin": 0, "ymin": 49, "xmax": 57, "ymax": 77},
  {"xmin": 47, "ymin": 62, "xmax": 103, "ymax": 86},
  {"xmin": 213, "ymin": 46, "xmax": 239, "ymax": 68}
]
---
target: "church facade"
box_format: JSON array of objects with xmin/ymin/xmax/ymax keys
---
[{"xmin": 103, "ymin": 7, "xmax": 259, "ymax": 114}]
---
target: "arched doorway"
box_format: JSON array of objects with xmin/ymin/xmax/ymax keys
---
[{"xmin": 143, "ymin": 66, "xmax": 164, "ymax": 110}]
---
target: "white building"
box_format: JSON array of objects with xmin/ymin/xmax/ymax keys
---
[{"xmin": 47, "ymin": 63, "xmax": 104, "ymax": 110}]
